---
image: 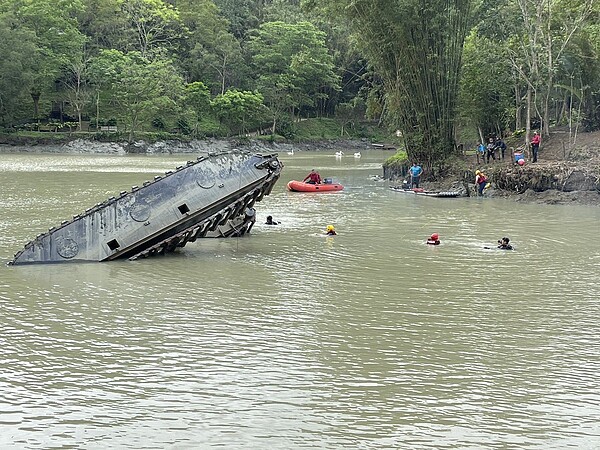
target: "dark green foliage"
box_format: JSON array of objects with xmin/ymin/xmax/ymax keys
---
[
  {"xmin": 309, "ymin": 0, "xmax": 472, "ymax": 166},
  {"xmin": 273, "ymin": 114, "xmax": 297, "ymax": 139},
  {"xmin": 1, "ymin": 0, "xmax": 598, "ymax": 147},
  {"xmin": 459, "ymin": 30, "xmax": 513, "ymax": 137}
]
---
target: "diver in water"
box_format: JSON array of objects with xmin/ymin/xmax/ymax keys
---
[
  {"xmin": 497, "ymin": 237, "xmax": 513, "ymax": 250},
  {"xmin": 325, "ymin": 225, "xmax": 337, "ymax": 235},
  {"xmin": 265, "ymin": 215, "xmax": 279, "ymax": 225},
  {"xmin": 427, "ymin": 233, "xmax": 440, "ymax": 245}
]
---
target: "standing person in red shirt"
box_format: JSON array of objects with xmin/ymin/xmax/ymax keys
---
[
  {"xmin": 303, "ymin": 169, "xmax": 322, "ymax": 184},
  {"xmin": 531, "ymin": 131, "xmax": 541, "ymax": 163}
]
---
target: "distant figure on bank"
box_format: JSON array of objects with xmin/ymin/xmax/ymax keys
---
[
  {"xmin": 325, "ymin": 225, "xmax": 337, "ymax": 236},
  {"xmin": 303, "ymin": 169, "xmax": 322, "ymax": 184},
  {"xmin": 265, "ymin": 215, "xmax": 279, "ymax": 225},
  {"xmin": 531, "ymin": 131, "xmax": 541, "ymax": 163},
  {"xmin": 409, "ymin": 162, "xmax": 423, "ymax": 188},
  {"xmin": 495, "ymin": 137, "xmax": 507, "ymax": 160},
  {"xmin": 475, "ymin": 170, "xmax": 488, "ymax": 195},
  {"xmin": 486, "ymin": 137, "xmax": 496, "ymax": 163},
  {"xmin": 427, "ymin": 233, "xmax": 440, "ymax": 245},
  {"xmin": 497, "ymin": 237, "xmax": 513, "ymax": 250},
  {"xmin": 477, "ymin": 142, "xmax": 486, "ymax": 164}
]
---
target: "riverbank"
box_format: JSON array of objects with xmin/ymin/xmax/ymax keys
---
[
  {"xmin": 468, "ymin": 131, "xmax": 600, "ymax": 205},
  {"xmin": 0, "ymin": 136, "xmax": 371, "ymax": 155},
  {"xmin": 2, "ymin": 133, "xmax": 598, "ymax": 205},
  {"xmin": 384, "ymin": 129, "xmax": 600, "ymax": 205}
]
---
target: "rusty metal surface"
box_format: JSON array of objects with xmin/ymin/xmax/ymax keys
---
[{"xmin": 9, "ymin": 151, "xmax": 282, "ymax": 265}]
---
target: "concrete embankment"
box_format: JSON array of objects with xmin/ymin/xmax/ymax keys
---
[{"xmin": 0, "ymin": 138, "xmax": 368, "ymax": 155}]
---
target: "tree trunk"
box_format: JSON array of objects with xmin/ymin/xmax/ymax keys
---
[
  {"xmin": 31, "ymin": 90, "xmax": 41, "ymax": 119},
  {"xmin": 543, "ymin": 20, "xmax": 552, "ymax": 138},
  {"xmin": 525, "ymin": 85, "xmax": 532, "ymax": 157},
  {"xmin": 96, "ymin": 91, "xmax": 100, "ymax": 131},
  {"xmin": 514, "ymin": 76, "xmax": 521, "ymax": 130}
]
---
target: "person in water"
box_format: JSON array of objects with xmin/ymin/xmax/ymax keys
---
[
  {"xmin": 427, "ymin": 233, "xmax": 440, "ymax": 245},
  {"xmin": 326, "ymin": 225, "xmax": 337, "ymax": 235},
  {"xmin": 475, "ymin": 170, "xmax": 488, "ymax": 196},
  {"xmin": 497, "ymin": 237, "xmax": 513, "ymax": 250},
  {"xmin": 265, "ymin": 215, "xmax": 279, "ymax": 225},
  {"xmin": 303, "ymin": 169, "xmax": 322, "ymax": 184}
]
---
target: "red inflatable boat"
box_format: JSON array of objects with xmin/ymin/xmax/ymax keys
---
[{"xmin": 287, "ymin": 180, "xmax": 344, "ymax": 192}]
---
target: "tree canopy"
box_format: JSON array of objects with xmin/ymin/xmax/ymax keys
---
[{"xmin": 0, "ymin": 0, "xmax": 599, "ymax": 155}]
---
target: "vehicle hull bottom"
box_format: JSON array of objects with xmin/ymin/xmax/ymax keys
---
[{"xmin": 9, "ymin": 151, "xmax": 282, "ymax": 264}]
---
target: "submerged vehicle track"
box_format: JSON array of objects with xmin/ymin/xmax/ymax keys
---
[{"xmin": 9, "ymin": 150, "xmax": 282, "ymax": 265}]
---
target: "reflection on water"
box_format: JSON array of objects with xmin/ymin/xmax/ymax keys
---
[{"xmin": 1, "ymin": 150, "xmax": 599, "ymax": 448}]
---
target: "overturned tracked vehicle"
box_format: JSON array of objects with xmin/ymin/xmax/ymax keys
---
[{"xmin": 9, "ymin": 151, "xmax": 282, "ymax": 265}]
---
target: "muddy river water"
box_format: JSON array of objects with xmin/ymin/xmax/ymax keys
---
[{"xmin": 1, "ymin": 150, "xmax": 599, "ymax": 448}]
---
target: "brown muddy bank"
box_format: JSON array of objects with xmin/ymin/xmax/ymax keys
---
[{"xmin": 384, "ymin": 160, "xmax": 600, "ymax": 205}]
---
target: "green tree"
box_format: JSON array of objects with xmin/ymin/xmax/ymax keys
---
[
  {"xmin": 307, "ymin": 0, "xmax": 472, "ymax": 167},
  {"xmin": 1, "ymin": 0, "xmax": 86, "ymax": 118},
  {"xmin": 248, "ymin": 21, "xmax": 340, "ymax": 130},
  {"xmin": 122, "ymin": 0, "xmax": 183, "ymax": 56},
  {"xmin": 89, "ymin": 49, "xmax": 184, "ymax": 141},
  {"xmin": 212, "ymin": 0, "xmax": 259, "ymax": 39},
  {"xmin": 480, "ymin": 0, "xmax": 594, "ymax": 145},
  {"xmin": 61, "ymin": 52, "xmax": 94, "ymax": 130},
  {"xmin": 183, "ymin": 81, "xmax": 212, "ymax": 136},
  {"xmin": 459, "ymin": 30, "xmax": 513, "ymax": 140},
  {"xmin": 78, "ymin": 0, "xmax": 133, "ymax": 53},
  {"xmin": 262, "ymin": 0, "xmax": 305, "ymax": 23},
  {"xmin": 211, "ymin": 89, "xmax": 266, "ymax": 135},
  {"xmin": 0, "ymin": 12, "xmax": 39, "ymax": 126},
  {"xmin": 177, "ymin": 0, "xmax": 247, "ymax": 94}
]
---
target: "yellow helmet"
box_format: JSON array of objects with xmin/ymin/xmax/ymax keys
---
[
  {"xmin": 326, "ymin": 225, "xmax": 335, "ymax": 231},
  {"xmin": 475, "ymin": 170, "xmax": 481, "ymax": 175}
]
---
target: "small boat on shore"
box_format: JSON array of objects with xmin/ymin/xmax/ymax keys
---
[
  {"xmin": 287, "ymin": 180, "xmax": 344, "ymax": 192},
  {"xmin": 389, "ymin": 186, "xmax": 459, "ymax": 198},
  {"xmin": 415, "ymin": 190, "xmax": 460, "ymax": 198}
]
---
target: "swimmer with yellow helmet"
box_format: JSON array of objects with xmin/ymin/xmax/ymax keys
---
[
  {"xmin": 325, "ymin": 225, "xmax": 337, "ymax": 235},
  {"xmin": 475, "ymin": 169, "xmax": 488, "ymax": 195}
]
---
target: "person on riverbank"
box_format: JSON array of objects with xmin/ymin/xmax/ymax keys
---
[
  {"xmin": 409, "ymin": 162, "xmax": 423, "ymax": 188},
  {"xmin": 496, "ymin": 137, "xmax": 507, "ymax": 160},
  {"xmin": 326, "ymin": 225, "xmax": 337, "ymax": 235},
  {"xmin": 475, "ymin": 170, "xmax": 488, "ymax": 195},
  {"xmin": 427, "ymin": 233, "xmax": 440, "ymax": 245},
  {"xmin": 486, "ymin": 137, "xmax": 497, "ymax": 163},
  {"xmin": 265, "ymin": 215, "xmax": 279, "ymax": 225},
  {"xmin": 531, "ymin": 131, "xmax": 541, "ymax": 163},
  {"xmin": 497, "ymin": 237, "xmax": 513, "ymax": 250},
  {"xmin": 303, "ymin": 169, "xmax": 322, "ymax": 184},
  {"xmin": 477, "ymin": 142, "xmax": 486, "ymax": 164}
]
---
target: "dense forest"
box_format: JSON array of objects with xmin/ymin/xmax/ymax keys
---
[{"xmin": 0, "ymin": 0, "xmax": 598, "ymax": 164}]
